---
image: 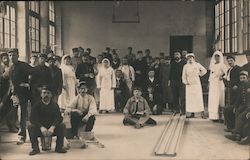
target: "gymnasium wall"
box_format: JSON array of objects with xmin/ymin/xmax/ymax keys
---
[{"xmin": 61, "ymin": 1, "xmax": 214, "ymax": 67}]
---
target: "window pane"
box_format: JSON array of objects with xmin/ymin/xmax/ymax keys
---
[
  {"xmin": 11, "ymin": 35, "xmax": 15, "ymax": 48},
  {"xmin": 4, "ymin": 34, "xmax": 10, "ymax": 48},
  {"xmin": 32, "ymin": 40, "xmax": 35, "ymax": 51},
  {"xmin": 11, "ymin": 7, "xmax": 15, "ymax": 21},
  {"xmin": 11, "ymin": 21, "xmax": 15, "ymax": 35},
  {"xmin": 36, "ymin": 30, "xmax": 39, "ymax": 40},
  {"xmin": 36, "ymin": 41, "xmax": 40, "ymax": 52}
]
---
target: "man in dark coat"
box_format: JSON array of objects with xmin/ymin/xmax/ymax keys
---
[
  {"xmin": 159, "ymin": 56, "xmax": 172, "ymax": 109},
  {"xmin": 144, "ymin": 86, "xmax": 164, "ymax": 115},
  {"xmin": 132, "ymin": 51, "xmax": 147, "ymax": 88},
  {"xmin": 47, "ymin": 55, "xmax": 63, "ymax": 103},
  {"xmin": 76, "ymin": 56, "xmax": 95, "ymax": 95},
  {"xmin": 125, "ymin": 47, "xmax": 136, "ymax": 65},
  {"xmin": 225, "ymin": 55, "xmax": 241, "ymax": 105},
  {"xmin": 169, "ymin": 51, "xmax": 186, "ymax": 114},
  {"xmin": 114, "ymin": 70, "xmax": 129, "ymax": 112},
  {"xmin": 8, "ymin": 48, "xmax": 33, "ymax": 144},
  {"xmin": 111, "ymin": 52, "xmax": 121, "ymax": 70},
  {"xmin": 144, "ymin": 69, "xmax": 160, "ymax": 94},
  {"xmin": 224, "ymin": 55, "xmax": 241, "ymax": 131},
  {"xmin": 28, "ymin": 86, "xmax": 67, "ymax": 155},
  {"xmin": 142, "ymin": 49, "xmax": 153, "ymax": 68},
  {"xmin": 86, "ymin": 48, "xmax": 96, "ymax": 67},
  {"xmin": 30, "ymin": 53, "xmax": 52, "ymax": 107}
]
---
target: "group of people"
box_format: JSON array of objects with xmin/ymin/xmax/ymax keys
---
[{"xmin": 0, "ymin": 46, "xmax": 250, "ymax": 156}]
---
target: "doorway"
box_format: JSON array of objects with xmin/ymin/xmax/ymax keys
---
[{"xmin": 169, "ymin": 36, "xmax": 193, "ymax": 58}]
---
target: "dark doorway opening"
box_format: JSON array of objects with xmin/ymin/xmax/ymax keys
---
[{"xmin": 170, "ymin": 36, "xmax": 193, "ymax": 58}]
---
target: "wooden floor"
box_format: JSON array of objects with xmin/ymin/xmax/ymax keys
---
[{"xmin": 0, "ymin": 113, "xmax": 249, "ymax": 160}]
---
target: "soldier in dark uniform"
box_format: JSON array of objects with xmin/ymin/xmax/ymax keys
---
[
  {"xmin": 8, "ymin": 48, "xmax": 33, "ymax": 145},
  {"xmin": 225, "ymin": 71, "xmax": 250, "ymax": 141},
  {"xmin": 30, "ymin": 53, "xmax": 52, "ymax": 108},
  {"xmin": 47, "ymin": 55, "xmax": 63, "ymax": 103}
]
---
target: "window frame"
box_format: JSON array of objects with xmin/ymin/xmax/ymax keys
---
[
  {"xmin": 49, "ymin": 1, "xmax": 56, "ymax": 53},
  {"xmin": 0, "ymin": 1, "xmax": 17, "ymax": 49},
  {"xmin": 28, "ymin": 1, "xmax": 41, "ymax": 53},
  {"xmin": 214, "ymin": 0, "xmax": 239, "ymax": 55}
]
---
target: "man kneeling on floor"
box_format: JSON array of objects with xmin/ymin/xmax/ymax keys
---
[
  {"xmin": 67, "ymin": 81, "xmax": 97, "ymax": 140},
  {"xmin": 123, "ymin": 87, "xmax": 157, "ymax": 129},
  {"xmin": 28, "ymin": 86, "xmax": 67, "ymax": 156}
]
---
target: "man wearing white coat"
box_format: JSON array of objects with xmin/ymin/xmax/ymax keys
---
[{"xmin": 182, "ymin": 53, "xmax": 207, "ymax": 118}]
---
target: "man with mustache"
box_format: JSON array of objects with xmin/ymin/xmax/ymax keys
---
[
  {"xmin": 28, "ymin": 86, "xmax": 67, "ymax": 155},
  {"xmin": 169, "ymin": 51, "xmax": 186, "ymax": 114}
]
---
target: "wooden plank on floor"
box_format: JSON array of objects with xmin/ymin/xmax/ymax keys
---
[
  {"xmin": 153, "ymin": 113, "xmax": 175, "ymax": 155},
  {"xmin": 154, "ymin": 113, "xmax": 186, "ymax": 157},
  {"xmin": 154, "ymin": 114, "xmax": 180, "ymax": 155},
  {"xmin": 165, "ymin": 115, "xmax": 186, "ymax": 156}
]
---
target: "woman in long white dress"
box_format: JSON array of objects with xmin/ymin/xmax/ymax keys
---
[
  {"xmin": 97, "ymin": 58, "xmax": 116, "ymax": 113},
  {"xmin": 208, "ymin": 51, "xmax": 228, "ymax": 121},
  {"xmin": 182, "ymin": 53, "xmax": 207, "ymax": 118},
  {"xmin": 58, "ymin": 55, "xmax": 77, "ymax": 110}
]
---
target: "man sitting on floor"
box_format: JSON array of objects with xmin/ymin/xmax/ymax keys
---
[
  {"xmin": 28, "ymin": 86, "xmax": 67, "ymax": 156},
  {"xmin": 123, "ymin": 87, "xmax": 157, "ymax": 129},
  {"xmin": 67, "ymin": 81, "xmax": 97, "ymax": 139},
  {"xmin": 225, "ymin": 71, "xmax": 250, "ymax": 142}
]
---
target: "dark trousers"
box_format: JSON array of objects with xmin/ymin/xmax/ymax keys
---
[
  {"xmin": 0, "ymin": 93, "xmax": 17, "ymax": 130},
  {"xmin": 28, "ymin": 123, "xmax": 65, "ymax": 150},
  {"xmin": 6, "ymin": 107, "xmax": 18, "ymax": 130},
  {"xmin": 115, "ymin": 92, "xmax": 127, "ymax": 112},
  {"xmin": 18, "ymin": 97, "xmax": 28, "ymax": 139},
  {"xmin": 170, "ymin": 81, "xmax": 185, "ymax": 113},
  {"xmin": 70, "ymin": 112, "xmax": 95, "ymax": 137},
  {"xmin": 233, "ymin": 108, "xmax": 250, "ymax": 136},
  {"xmin": 123, "ymin": 114, "xmax": 157, "ymax": 126},
  {"xmin": 224, "ymin": 107, "xmax": 235, "ymax": 130}
]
